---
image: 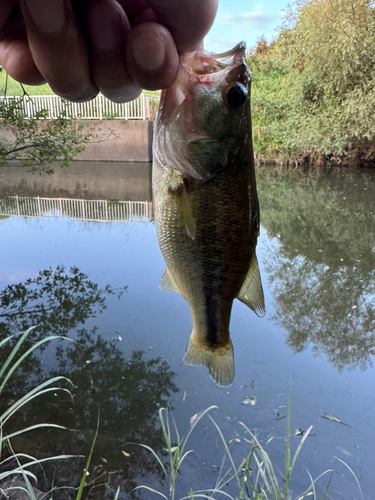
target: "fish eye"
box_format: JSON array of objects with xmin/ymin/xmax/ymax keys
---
[{"xmin": 226, "ymin": 83, "xmax": 247, "ymax": 108}]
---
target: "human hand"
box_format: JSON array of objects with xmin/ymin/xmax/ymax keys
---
[{"xmin": 0, "ymin": 0, "xmax": 217, "ymax": 102}]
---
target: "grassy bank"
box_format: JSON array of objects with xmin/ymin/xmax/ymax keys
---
[
  {"xmin": 249, "ymin": 0, "xmax": 375, "ymax": 168},
  {"xmin": 0, "ymin": 69, "xmax": 52, "ymax": 96}
]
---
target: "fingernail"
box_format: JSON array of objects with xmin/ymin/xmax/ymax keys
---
[
  {"xmin": 132, "ymin": 33, "xmax": 166, "ymax": 71},
  {"xmin": 25, "ymin": 0, "xmax": 65, "ymax": 33}
]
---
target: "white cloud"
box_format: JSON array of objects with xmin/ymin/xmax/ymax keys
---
[
  {"xmin": 219, "ymin": 2, "xmax": 282, "ymax": 29},
  {"xmin": 205, "ymin": 36, "xmax": 241, "ymax": 53}
]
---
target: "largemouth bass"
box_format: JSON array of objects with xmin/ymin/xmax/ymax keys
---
[{"xmin": 153, "ymin": 43, "xmax": 265, "ymax": 386}]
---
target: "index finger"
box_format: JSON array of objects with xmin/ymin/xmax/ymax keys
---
[{"xmin": 19, "ymin": 0, "xmax": 98, "ymax": 102}]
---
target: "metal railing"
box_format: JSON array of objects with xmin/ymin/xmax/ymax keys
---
[
  {"xmin": 0, "ymin": 93, "xmax": 152, "ymax": 120},
  {"xmin": 0, "ymin": 196, "xmax": 153, "ymax": 223}
]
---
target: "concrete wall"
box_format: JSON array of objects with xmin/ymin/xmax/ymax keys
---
[
  {"xmin": 76, "ymin": 119, "xmax": 153, "ymax": 162},
  {"xmin": 0, "ymin": 119, "xmax": 153, "ymax": 163}
]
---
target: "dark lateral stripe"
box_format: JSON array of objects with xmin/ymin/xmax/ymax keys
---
[{"xmin": 205, "ymin": 289, "xmax": 221, "ymax": 347}]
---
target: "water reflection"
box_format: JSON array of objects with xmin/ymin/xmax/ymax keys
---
[
  {"xmin": 0, "ymin": 265, "xmax": 124, "ymax": 340},
  {"xmin": 0, "ymin": 265, "xmax": 178, "ymax": 498},
  {"xmin": 0, "ymin": 196, "xmax": 152, "ymax": 223},
  {"xmin": 0, "ymin": 161, "xmax": 152, "ymax": 201},
  {"xmin": 257, "ymin": 166, "xmax": 375, "ymax": 370},
  {"xmin": 0, "ymin": 161, "xmax": 153, "ymax": 223},
  {"xmin": 9, "ymin": 331, "xmax": 178, "ymax": 499},
  {"xmin": 2, "ymin": 162, "xmax": 375, "ymax": 498}
]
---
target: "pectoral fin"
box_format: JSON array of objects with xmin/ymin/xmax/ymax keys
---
[
  {"xmin": 160, "ymin": 267, "xmax": 180, "ymax": 294},
  {"xmin": 171, "ymin": 182, "xmax": 196, "ymax": 239},
  {"xmin": 236, "ymin": 254, "xmax": 265, "ymax": 317}
]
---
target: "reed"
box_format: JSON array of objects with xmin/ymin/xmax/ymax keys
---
[
  {"xmin": 132, "ymin": 405, "xmax": 218, "ymax": 500},
  {"xmin": 135, "ymin": 403, "xmax": 362, "ymax": 500},
  {"xmin": 0, "ymin": 327, "xmax": 76, "ymax": 498}
]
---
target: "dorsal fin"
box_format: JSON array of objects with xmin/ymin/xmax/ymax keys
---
[
  {"xmin": 160, "ymin": 267, "xmax": 181, "ymax": 294},
  {"xmin": 236, "ymin": 254, "xmax": 265, "ymax": 317}
]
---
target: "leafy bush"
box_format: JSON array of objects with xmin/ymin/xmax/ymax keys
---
[{"xmin": 250, "ymin": 0, "xmax": 375, "ymax": 166}]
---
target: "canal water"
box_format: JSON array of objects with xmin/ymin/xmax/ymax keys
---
[{"xmin": 0, "ymin": 162, "xmax": 374, "ymax": 499}]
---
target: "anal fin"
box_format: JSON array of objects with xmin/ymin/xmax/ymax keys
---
[
  {"xmin": 160, "ymin": 267, "xmax": 180, "ymax": 294},
  {"xmin": 184, "ymin": 335, "xmax": 235, "ymax": 387},
  {"xmin": 236, "ymin": 253, "xmax": 266, "ymax": 317}
]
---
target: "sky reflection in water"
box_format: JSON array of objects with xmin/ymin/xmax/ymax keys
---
[{"xmin": 0, "ymin": 164, "xmax": 374, "ymax": 499}]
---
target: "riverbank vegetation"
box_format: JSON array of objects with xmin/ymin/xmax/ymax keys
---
[
  {"xmin": 0, "ymin": 97, "xmax": 94, "ymax": 173},
  {"xmin": 136, "ymin": 405, "xmax": 362, "ymax": 500},
  {"xmin": 249, "ymin": 0, "xmax": 375, "ymax": 167},
  {"xmin": 0, "ymin": 69, "xmax": 52, "ymax": 96},
  {"xmin": 0, "ymin": 327, "xmax": 75, "ymax": 498}
]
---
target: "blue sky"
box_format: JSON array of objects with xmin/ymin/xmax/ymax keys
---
[{"xmin": 204, "ymin": 0, "xmax": 289, "ymax": 53}]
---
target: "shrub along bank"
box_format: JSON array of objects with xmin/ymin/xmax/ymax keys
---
[{"xmin": 249, "ymin": 0, "xmax": 375, "ymax": 168}]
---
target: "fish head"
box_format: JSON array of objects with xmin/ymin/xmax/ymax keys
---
[{"xmin": 154, "ymin": 43, "xmax": 252, "ymax": 181}]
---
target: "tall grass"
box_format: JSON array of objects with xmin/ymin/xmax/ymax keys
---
[
  {"xmin": 209, "ymin": 418, "xmax": 330, "ymax": 500},
  {"xmin": 0, "ymin": 327, "xmax": 122, "ymax": 499},
  {"xmin": 74, "ymin": 409, "xmax": 122, "ymax": 500},
  {"xmin": 0, "ymin": 327, "xmax": 76, "ymax": 498},
  {"xmin": 135, "ymin": 404, "xmax": 362, "ymax": 500},
  {"xmin": 133, "ymin": 405, "xmax": 218, "ymax": 500}
]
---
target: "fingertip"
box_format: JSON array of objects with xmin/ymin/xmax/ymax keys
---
[
  {"xmin": 126, "ymin": 22, "xmax": 178, "ymax": 91},
  {"xmin": 0, "ymin": 35, "xmax": 45, "ymax": 85},
  {"xmin": 101, "ymin": 85, "xmax": 142, "ymax": 103},
  {"xmin": 18, "ymin": 0, "xmax": 99, "ymax": 102},
  {"xmin": 6, "ymin": 59, "xmax": 45, "ymax": 85},
  {"xmin": 83, "ymin": 0, "xmax": 142, "ymax": 102}
]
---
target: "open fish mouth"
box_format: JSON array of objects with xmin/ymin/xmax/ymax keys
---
[
  {"xmin": 154, "ymin": 42, "xmax": 252, "ymax": 181},
  {"xmin": 159, "ymin": 42, "xmax": 250, "ymax": 117},
  {"xmin": 180, "ymin": 42, "xmax": 248, "ymax": 79}
]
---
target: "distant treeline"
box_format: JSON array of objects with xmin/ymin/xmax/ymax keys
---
[{"xmin": 249, "ymin": 0, "xmax": 375, "ymax": 168}]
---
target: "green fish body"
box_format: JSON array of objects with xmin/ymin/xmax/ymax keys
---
[{"xmin": 153, "ymin": 43, "xmax": 265, "ymax": 386}]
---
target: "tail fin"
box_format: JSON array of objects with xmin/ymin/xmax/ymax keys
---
[{"xmin": 183, "ymin": 335, "xmax": 235, "ymax": 387}]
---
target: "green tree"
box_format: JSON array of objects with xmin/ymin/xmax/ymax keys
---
[
  {"xmin": 0, "ymin": 96, "xmax": 93, "ymax": 174},
  {"xmin": 278, "ymin": 0, "xmax": 375, "ymax": 94},
  {"xmin": 249, "ymin": 0, "xmax": 375, "ymax": 166}
]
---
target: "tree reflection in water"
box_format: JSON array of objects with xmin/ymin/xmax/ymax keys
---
[
  {"xmin": 0, "ymin": 265, "xmax": 126, "ymax": 387},
  {"xmin": 0, "ymin": 267, "xmax": 178, "ymax": 499},
  {"xmin": 0, "ymin": 265, "xmax": 125, "ymax": 338},
  {"xmin": 257, "ymin": 166, "xmax": 375, "ymax": 371}
]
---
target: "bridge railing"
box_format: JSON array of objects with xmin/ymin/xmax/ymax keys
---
[
  {"xmin": 0, "ymin": 93, "xmax": 152, "ymax": 120},
  {"xmin": 0, "ymin": 196, "xmax": 153, "ymax": 223}
]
